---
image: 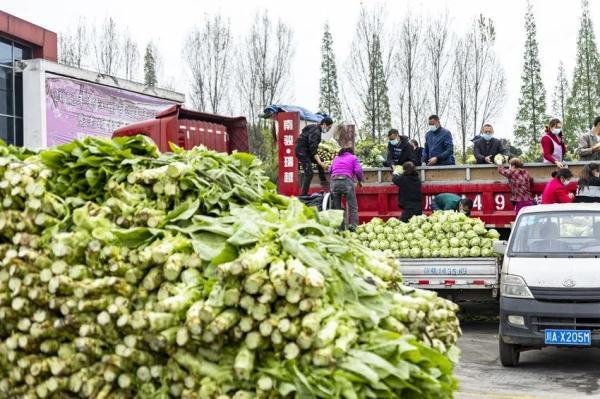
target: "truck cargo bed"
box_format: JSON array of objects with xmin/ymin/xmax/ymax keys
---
[{"xmin": 398, "ymin": 257, "xmax": 499, "ymax": 290}]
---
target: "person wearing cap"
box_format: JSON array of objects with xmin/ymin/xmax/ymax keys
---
[
  {"xmin": 295, "ymin": 117, "xmax": 334, "ymax": 196},
  {"xmin": 473, "ymin": 124, "xmax": 510, "ymax": 164}
]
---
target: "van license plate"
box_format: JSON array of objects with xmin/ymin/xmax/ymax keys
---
[{"xmin": 544, "ymin": 329, "xmax": 591, "ymax": 346}]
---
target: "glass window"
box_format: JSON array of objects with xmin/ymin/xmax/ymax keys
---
[
  {"xmin": 14, "ymin": 72, "xmax": 22, "ymax": 117},
  {"xmin": 15, "ymin": 118, "xmax": 22, "ymax": 147},
  {"xmin": 0, "ymin": 115, "xmax": 14, "ymax": 145},
  {"xmin": 14, "ymin": 43, "xmax": 32, "ymax": 61},
  {"xmin": 0, "ymin": 67, "xmax": 13, "ymax": 115},
  {"xmin": 509, "ymin": 212, "xmax": 600, "ymax": 256},
  {"xmin": 0, "ymin": 38, "xmax": 11, "ymax": 66}
]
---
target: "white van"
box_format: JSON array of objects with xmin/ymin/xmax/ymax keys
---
[{"xmin": 496, "ymin": 203, "xmax": 600, "ymax": 367}]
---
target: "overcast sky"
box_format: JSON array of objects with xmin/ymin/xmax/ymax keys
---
[{"xmin": 4, "ymin": 0, "xmax": 599, "ymax": 140}]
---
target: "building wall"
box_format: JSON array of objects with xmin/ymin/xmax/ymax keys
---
[
  {"xmin": 19, "ymin": 59, "xmax": 185, "ymax": 149},
  {"xmin": 0, "ymin": 10, "xmax": 57, "ymax": 62}
]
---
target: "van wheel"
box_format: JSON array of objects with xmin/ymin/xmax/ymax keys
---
[{"xmin": 499, "ymin": 338, "xmax": 520, "ymax": 367}]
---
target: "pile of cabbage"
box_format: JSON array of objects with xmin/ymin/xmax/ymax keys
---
[
  {"xmin": 353, "ymin": 212, "xmax": 500, "ymax": 258},
  {"xmin": 0, "ymin": 137, "xmax": 461, "ymax": 399},
  {"xmin": 354, "ymin": 140, "xmax": 387, "ymax": 168},
  {"xmin": 316, "ymin": 140, "xmax": 340, "ymax": 168}
]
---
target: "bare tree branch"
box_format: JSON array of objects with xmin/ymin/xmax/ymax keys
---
[
  {"xmin": 236, "ymin": 11, "xmax": 295, "ymax": 158},
  {"xmin": 59, "ymin": 17, "xmax": 90, "ymax": 68},
  {"xmin": 122, "ymin": 29, "xmax": 140, "ymax": 81},
  {"xmin": 94, "ymin": 17, "xmax": 122, "ymax": 76},
  {"xmin": 184, "ymin": 14, "xmax": 233, "ymax": 113}
]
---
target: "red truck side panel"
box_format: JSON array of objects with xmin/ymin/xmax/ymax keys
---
[
  {"xmin": 112, "ymin": 104, "xmax": 248, "ymax": 154},
  {"xmin": 345, "ymin": 181, "xmax": 578, "ymax": 227}
]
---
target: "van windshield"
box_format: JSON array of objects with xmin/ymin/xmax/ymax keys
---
[{"xmin": 508, "ymin": 212, "xmax": 600, "ymax": 257}]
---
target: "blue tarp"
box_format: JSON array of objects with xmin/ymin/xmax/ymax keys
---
[{"xmin": 260, "ymin": 105, "xmax": 328, "ymax": 122}]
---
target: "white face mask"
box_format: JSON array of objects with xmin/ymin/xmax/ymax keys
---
[
  {"xmin": 551, "ymin": 128, "xmax": 561, "ymax": 135},
  {"xmin": 429, "ymin": 124, "xmax": 438, "ymax": 132}
]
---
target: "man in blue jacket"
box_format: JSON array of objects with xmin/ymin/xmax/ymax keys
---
[{"xmin": 421, "ymin": 114, "xmax": 455, "ymax": 166}]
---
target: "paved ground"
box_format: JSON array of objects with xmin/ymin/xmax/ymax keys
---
[{"xmin": 456, "ymin": 321, "xmax": 600, "ymax": 398}]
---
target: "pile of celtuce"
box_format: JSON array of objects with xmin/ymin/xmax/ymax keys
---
[{"xmin": 0, "ymin": 136, "xmax": 460, "ymax": 399}]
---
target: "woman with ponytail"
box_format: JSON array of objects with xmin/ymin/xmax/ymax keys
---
[{"xmin": 575, "ymin": 163, "xmax": 600, "ymax": 203}]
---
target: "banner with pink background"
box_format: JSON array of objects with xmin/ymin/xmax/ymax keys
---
[{"xmin": 45, "ymin": 75, "xmax": 175, "ymax": 146}]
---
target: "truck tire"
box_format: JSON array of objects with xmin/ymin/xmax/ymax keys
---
[{"xmin": 499, "ymin": 337, "xmax": 520, "ymax": 367}]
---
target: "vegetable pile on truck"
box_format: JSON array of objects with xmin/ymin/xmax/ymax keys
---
[{"xmin": 270, "ymin": 111, "xmax": 583, "ymax": 303}]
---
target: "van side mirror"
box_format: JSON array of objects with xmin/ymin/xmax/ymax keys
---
[{"xmin": 493, "ymin": 240, "xmax": 507, "ymax": 255}]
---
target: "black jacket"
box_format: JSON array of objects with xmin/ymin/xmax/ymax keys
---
[
  {"xmin": 384, "ymin": 140, "xmax": 417, "ymax": 167},
  {"xmin": 473, "ymin": 137, "xmax": 509, "ymax": 164},
  {"xmin": 392, "ymin": 174, "xmax": 422, "ymax": 209},
  {"xmin": 413, "ymin": 147, "xmax": 423, "ymax": 164},
  {"xmin": 294, "ymin": 124, "xmax": 322, "ymax": 159}
]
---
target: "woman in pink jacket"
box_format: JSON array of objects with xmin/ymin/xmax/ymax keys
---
[{"xmin": 329, "ymin": 148, "xmax": 364, "ymax": 230}]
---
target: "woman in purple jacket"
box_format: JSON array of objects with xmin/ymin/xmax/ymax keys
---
[{"xmin": 329, "ymin": 148, "xmax": 365, "ymax": 230}]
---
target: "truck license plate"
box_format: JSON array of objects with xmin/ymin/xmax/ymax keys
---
[{"xmin": 544, "ymin": 329, "xmax": 591, "ymax": 346}]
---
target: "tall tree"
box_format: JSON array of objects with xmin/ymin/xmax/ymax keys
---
[
  {"xmin": 513, "ymin": 2, "xmax": 547, "ymax": 153},
  {"xmin": 59, "ymin": 18, "xmax": 90, "ymax": 68},
  {"xmin": 552, "ymin": 61, "xmax": 570, "ymax": 124},
  {"xmin": 144, "ymin": 42, "xmax": 157, "ymax": 88},
  {"xmin": 237, "ymin": 11, "xmax": 295, "ymax": 165},
  {"xmin": 425, "ymin": 14, "xmax": 453, "ymax": 120},
  {"xmin": 346, "ymin": 4, "xmax": 394, "ymax": 142},
  {"xmin": 396, "ymin": 11, "xmax": 425, "ymax": 140},
  {"xmin": 452, "ymin": 37, "xmax": 473, "ymax": 163},
  {"xmin": 469, "ymin": 14, "xmax": 503, "ymax": 133},
  {"xmin": 318, "ymin": 23, "xmax": 343, "ymax": 122},
  {"xmin": 362, "ymin": 35, "xmax": 392, "ymax": 139},
  {"xmin": 184, "ymin": 14, "xmax": 233, "ymax": 113},
  {"xmin": 451, "ymin": 14, "xmax": 505, "ymax": 162},
  {"xmin": 565, "ymin": 0, "xmax": 600, "ymax": 137},
  {"xmin": 122, "ymin": 29, "xmax": 140, "ymax": 81},
  {"xmin": 94, "ymin": 17, "xmax": 122, "ymax": 76}
]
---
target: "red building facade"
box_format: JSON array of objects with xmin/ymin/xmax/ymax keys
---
[{"xmin": 0, "ymin": 10, "xmax": 57, "ymax": 145}]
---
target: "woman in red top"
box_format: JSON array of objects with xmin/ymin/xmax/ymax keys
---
[
  {"xmin": 541, "ymin": 118, "xmax": 567, "ymax": 168},
  {"xmin": 541, "ymin": 168, "xmax": 574, "ymax": 204}
]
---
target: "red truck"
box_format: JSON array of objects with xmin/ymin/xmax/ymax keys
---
[
  {"xmin": 114, "ymin": 109, "xmax": 583, "ymax": 301},
  {"xmin": 114, "ymin": 107, "xmax": 582, "ymax": 231},
  {"xmin": 112, "ymin": 104, "xmax": 249, "ymax": 154}
]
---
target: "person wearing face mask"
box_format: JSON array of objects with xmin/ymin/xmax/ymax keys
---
[
  {"xmin": 410, "ymin": 139, "xmax": 423, "ymax": 165},
  {"xmin": 473, "ymin": 124, "xmax": 510, "ymax": 164},
  {"xmin": 295, "ymin": 116, "xmax": 334, "ymax": 196},
  {"xmin": 541, "ymin": 118, "xmax": 567, "ymax": 168},
  {"xmin": 576, "ymin": 116, "xmax": 600, "ymax": 161},
  {"xmin": 575, "ymin": 163, "xmax": 600, "ymax": 203},
  {"xmin": 541, "ymin": 168, "xmax": 574, "ymax": 204},
  {"xmin": 422, "ymin": 115, "xmax": 455, "ymax": 166},
  {"xmin": 382, "ymin": 129, "xmax": 416, "ymax": 167}
]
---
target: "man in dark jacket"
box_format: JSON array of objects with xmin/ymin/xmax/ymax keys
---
[
  {"xmin": 473, "ymin": 124, "xmax": 509, "ymax": 164},
  {"xmin": 383, "ymin": 129, "xmax": 416, "ymax": 167},
  {"xmin": 295, "ymin": 117, "xmax": 334, "ymax": 196},
  {"xmin": 422, "ymin": 115, "xmax": 455, "ymax": 166}
]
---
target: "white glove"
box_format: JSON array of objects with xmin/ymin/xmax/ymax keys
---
[{"xmin": 376, "ymin": 155, "xmax": 385, "ymax": 163}]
